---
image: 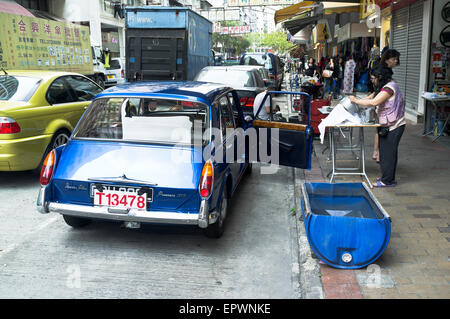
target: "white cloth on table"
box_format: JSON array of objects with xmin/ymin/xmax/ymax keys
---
[{"xmin": 318, "ymin": 103, "xmax": 362, "ymax": 144}]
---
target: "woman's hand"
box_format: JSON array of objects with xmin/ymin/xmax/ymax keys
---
[{"xmin": 348, "ymin": 95, "xmax": 357, "ymax": 103}]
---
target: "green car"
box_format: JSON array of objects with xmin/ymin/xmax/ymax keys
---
[{"xmin": 0, "ymin": 70, "xmax": 103, "ymax": 171}]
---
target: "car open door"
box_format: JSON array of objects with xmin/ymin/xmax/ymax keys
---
[{"xmin": 251, "ymin": 91, "xmax": 313, "ymax": 169}]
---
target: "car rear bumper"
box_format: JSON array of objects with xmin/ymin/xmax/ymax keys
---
[
  {"xmin": 37, "ymin": 186, "xmax": 216, "ymax": 228},
  {"xmin": 0, "ymin": 134, "xmax": 50, "ymax": 171}
]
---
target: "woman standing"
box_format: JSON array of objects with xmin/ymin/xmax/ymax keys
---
[
  {"xmin": 372, "ymin": 49, "xmax": 401, "ymax": 162},
  {"xmin": 323, "ymin": 58, "xmax": 336, "ymax": 97},
  {"xmin": 349, "ymin": 64, "xmax": 406, "ymax": 187},
  {"xmin": 343, "ymin": 53, "xmax": 356, "ymax": 94}
]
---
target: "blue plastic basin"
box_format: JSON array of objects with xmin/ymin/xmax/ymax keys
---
[{"xmin": 301, "ymin": 182, "xmax": 391, "ymax": 269}]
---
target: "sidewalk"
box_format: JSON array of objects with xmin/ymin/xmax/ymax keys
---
[{"xmin": 295, "ymin": 119, "xmax": 450, "ymax": 299}]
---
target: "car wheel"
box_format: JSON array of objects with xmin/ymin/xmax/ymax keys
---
[
  {"xmin": 63, "ymin": 215, "xmax": 91, "ymax": 228},
  {"xmin": 51, "ymin": 130, "xmax": 70, "ymax": 149},
  {"xmin": 32, "ymin": 130, "xmax": 70, "ymax": 174},
  {"xmin": 204, "ymin": 188, "xmax": 228, "ymax": 238},
  {"xmin": 245, "ymin": 163, "xmax": 252, "ymax": 176}
]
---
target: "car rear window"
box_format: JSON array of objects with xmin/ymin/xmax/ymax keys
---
[
  {"xmin": 0, "ymin": 75, "xmax": 42, "ymax": 101},
  {"xmin": 195, "ymin": 69, "xmax": 255, "ymax": 88},
  {"xmin": 242, "ymin": 54, "xmax": 273, "ymax": 69},
  {"xmin": 107, "ymin": 59, "xmax": 121, "ymax": 70},
  {"xmin": 73, "ymin": 97, "xmax": 209, "ymax": 146}
]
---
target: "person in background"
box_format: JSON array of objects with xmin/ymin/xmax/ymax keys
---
[
  {"xmin": 371, "ymin": 49, "xmax": 401, "ymax": 162},
  {"xmin": 318, "ymin": 57, "xmax": 326, "ymax": 76},
  {"xmin": 333, "ymin": 56, "xmax": 345, "ymax": 99},
  {"xmin": 323, "ymin": 57, "xmax": 336, "ymax": 98},
  {"xmin": 304, "ymin": 58, "xmax": 318, "ymax": 77},
  {"xmin": 253, "ymin": 86, "xmax": 276, "ymax": 120},
  {"xmin": 103, "ymin": 48, "xmax": 110, "ymax": 69},
  {"xmin": 349, "ymin": 64, "xmax": 406, "ymax": 187},
  {"xmin": 343, "ymin": 53, "xmax": 356, "ymax": 95}
]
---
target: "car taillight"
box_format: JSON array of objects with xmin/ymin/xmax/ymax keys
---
[
  {"xmin": 240, "ymin": 97, "xmax": 255, "ymax": 108},
  {"xmin": 0, "ymin": 117, "xmax": 21, "ymax": 134},
  {"xmin": 199, "ymin": 160, "xmax": 213, "ymax": 198},
  {"xmin": 40, "ymin": 150, "xmax": 56, "ymax": 186},
  {"xmin": 121, "ymin": 69, "xmax": 124, "ymax": 78}
]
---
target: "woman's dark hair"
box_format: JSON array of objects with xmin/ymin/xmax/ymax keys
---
[
  {"xmin": 380, "ymin": 49, "xmax": 400, "ymax": 66},
  {"xmin": 370, "ymin": 64, "xmax": 393, "ymax": 95}
]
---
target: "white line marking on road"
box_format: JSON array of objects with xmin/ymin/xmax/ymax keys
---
[{"xmin": 0, "ymin": 215, "xmax": 59, "ymax": 258}]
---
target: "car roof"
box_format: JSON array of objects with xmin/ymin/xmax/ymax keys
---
[
  {"xmin": 3, "ymin": 70, "xmax": 83, "ymax": 81},
  {"xmin": 231, "ymin": 65, "xmax": 264, "ymax": 70},
  {"xmin": 96, "ymin": 81, "xmax": 232, "ymax": 105}
]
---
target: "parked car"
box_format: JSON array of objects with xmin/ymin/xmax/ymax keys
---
[
  {"xmin": 0, "ymin": 70, "xmax": 103, "ymax": 171},
  {"xmin": 194, "ymin": 66, "xmax": 266, "ymax": 116},
  {"xmin": 36, "ymin": 82, "xmax": 313, "ymax": 238},
  {"xmin": 105, "ymin": 58, "xmax": 126, "ymax": 87},
  {"xmin": 232, "ymin": 65, "xmax": 274, "ymax": 88},
  {"xmin": 240, "ymin": 52, "xmax": 284, "ymax": 90}
]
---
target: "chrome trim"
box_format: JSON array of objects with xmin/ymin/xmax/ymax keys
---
[
  {"xmin": 88, "ymin": 175, "xmax": 157, "ymax": 186},
  {"xmin": 48, "ymin": 202, "xmax": 199, "ymax": 225},
  {"xmin": 36, "ymin": 187, "xmax": 49, "ymax": 214},
  {"xmin": 198, "ymin": 199, "xmax": 209, "ymax": 228}
]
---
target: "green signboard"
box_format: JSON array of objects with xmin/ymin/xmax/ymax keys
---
[{"xmin": 0, "ymin": 12, "xmax": 93, "ymax": 74}]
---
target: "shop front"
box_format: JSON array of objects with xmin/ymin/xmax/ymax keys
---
[{"xmin": 423, "ymin": 0, "xmax": 450, "ymax": 137}]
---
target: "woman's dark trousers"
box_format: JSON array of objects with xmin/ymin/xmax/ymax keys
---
[{"xmin": 379, "ymin": 125, "xmax": 405, "ymax": 185}]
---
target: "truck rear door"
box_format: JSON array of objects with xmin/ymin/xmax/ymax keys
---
[{"xmin": 126, "ymin": 29, "xmax": 186, "ymax": 81}]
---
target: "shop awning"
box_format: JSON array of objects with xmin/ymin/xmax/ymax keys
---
[
  {"xmin": 283, "ymin": 13, "xmax": 324, "ymax": 37},
  {"xmin": 274, "ymin": 1, "xmax": 318, "ymax": 25},
  {"xmin": 0, "ymin": 0, "xmax": 34, "ymax": 16},
  {"xmin": 322, "ymin": 2, "xmax": 360, "ymax": 15}
]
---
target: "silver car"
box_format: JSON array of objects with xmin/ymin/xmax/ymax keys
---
[
  {"xmin": 231, "ymin": 65, "xmax": 275, "ymax": 88},
  {"xmin": 194, "ymin": 66, "xmax": 266, "ymax": 115}
]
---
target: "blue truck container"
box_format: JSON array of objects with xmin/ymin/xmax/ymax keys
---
[
  {"xmin": 301, "ymin": 182, "xmax": 391, "ymax": 269},
  {"xmin": 125, "ymin": 6, "xmax": 213, "ymax": 81}
]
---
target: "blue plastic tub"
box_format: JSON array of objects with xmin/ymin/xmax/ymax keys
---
[{"xmin": 301, "ymin": 182, "xmax": 391, "ymax": 269}]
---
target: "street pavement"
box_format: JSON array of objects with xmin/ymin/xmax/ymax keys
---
[
  {"xmin": 0, "ymin": 163, "xmax": 303, "ymax": 299},
  {"xmin": 293, "ymin": 103, "xmax": 450, "ymax": 299}
]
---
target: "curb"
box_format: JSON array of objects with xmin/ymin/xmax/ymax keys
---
[{"xmin": 293, "ymin": 165, "xmax": 324, "ymax": 299}]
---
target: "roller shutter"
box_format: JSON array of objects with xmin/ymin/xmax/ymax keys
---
[{"xmin": 391, "ymin": 1, "xmax": 423, "ymax": 113}]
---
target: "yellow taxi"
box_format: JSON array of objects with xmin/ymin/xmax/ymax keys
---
[{"xmin": 0, "ymin": 70, "xmax": 103, "ymax": 171}]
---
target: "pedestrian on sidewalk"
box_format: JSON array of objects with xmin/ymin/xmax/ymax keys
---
[
  {"xmin": 371, "ymin": 49, "xmax": 401, "ymax": 163},
  {"xmin": 343, "ymin": 53, "xmax": 356, "ymax": 95},
  {"xmin": 333, "ymin": 56, "xmax": 345, "ymax": 99},
  {"xmin": 349, "ymin": 64, "xmax": 406, "ymax": 187},
  {"xmin": 323, "ymin": 58, "xmax": 336, "ymax": 97}
]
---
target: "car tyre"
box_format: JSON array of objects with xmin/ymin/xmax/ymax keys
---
[
  {"xmin": 204, "ymin": 188, "xmax": 228, "ymax": 238},
  {"xmin": 245, "ymin": 163, "xmax": 252, "ymax": 176},
  {"xmin": 63, "ymin": 215, "xmax": 91, "ymax": 228},
  {"xmin": 32, "ymin": 129, "xmax": 70, "ymax": 174}
]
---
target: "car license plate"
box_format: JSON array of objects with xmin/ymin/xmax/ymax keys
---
[
  {"xmin": 94, "ymin": 189, "xmax": 147, "ymax": 210},
  {"xmin": 107, "ymin": 75, "xmax": 114, "ymax": 79}
]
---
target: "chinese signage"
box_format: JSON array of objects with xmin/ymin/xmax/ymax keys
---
[
  {"xmin": 214, "ymin": 23, "xmax": 251, "ymax": 35},
  {"xmin": 227, "ymin": 0, "xmax": 297, "ymax": 7},
  {"xmin": 200, "ymin": 9, "xmax": 240, "ymax": 22},
  {"xmin": 0, "ymin": 12, "xmax": 93, "ymax": 74}
]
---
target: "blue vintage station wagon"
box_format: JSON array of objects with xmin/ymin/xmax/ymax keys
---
[{"xmin": 37, "ymin": 81, "xmax": 313, "ymax": 237}]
